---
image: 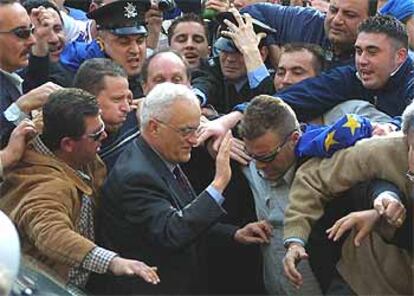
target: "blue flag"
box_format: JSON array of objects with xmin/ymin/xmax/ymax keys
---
[{"xmin": 295, "ymin": 114, "xmax": 373, "ymax": 158}]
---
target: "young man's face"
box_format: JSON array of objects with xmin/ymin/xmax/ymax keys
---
[
  {"xmin": 169, "ymin": 21, "xmax": 209, "ymax": 69},
  {"xmin": 101, "ymin": 32, "xmax": 147, "ymax": 77},
  {"xmin": 274, "ymin": 49, "xmax": 318, "ymax": 91},
  {"xmin": 324, "ymin": 0, "xmax": 369, "ymax": 52},
  {"xmin": 355, "ymin": 32, "xmax": 407, "ymax": 90},
  {"xmin": 46, "ymin": 8, "xmax": 65, "ymax": 63}
]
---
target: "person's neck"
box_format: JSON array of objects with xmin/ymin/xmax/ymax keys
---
[
  {"xmin": 54, "ymin": 150, "xmax": 81, "ymax": 171},
  {"xmin": 331, "ymin": 42, "xmax": 354, "ymax": 58}
]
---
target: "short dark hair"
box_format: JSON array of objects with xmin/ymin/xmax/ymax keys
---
[
  {"xmin": 239, "ymin": 95, "xmax": 300, "ymax": 141},
  {"xmin": 42, "ymin": 88, "xmax": 100, "ymax": 151},
  {"xmin": 167, "ymin": 13, "xmax": 207, "ymax": 45},
  {"xmin": 0, "ymin": 0, "xmax": 18, "ymax": 5},
  {"xmin": 21, "ymin": 0, "xmax": 63, "ymax": 24},
  {"xmin": 281, "ymin": 43, "xmax": 326, "ymax": 74},
  {"xmin": 358, "ymin": 15, "xmax": 408, "ymax": 50},
  {"xmin": 73, "ymin": 58, "xmax": 127, "ymax": 96},
  {"xmin": 141, "ymin": 49, "xmax": 191, "ymax": 83}
]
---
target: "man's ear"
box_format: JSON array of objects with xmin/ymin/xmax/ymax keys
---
[
  {"xmin": 147, "ymin": 119, "xmax": 160, "ymax": 137},
  {"xmin": 60, "ymin": 137, "xmax": 76, "ymax": 153},
  {"xmin": 395, "ymin": 47, "xmax": 408, "ymax": 65},
  {"xmin": 259, "ymin": 45, "xmax": 269, "ymax": 62}
]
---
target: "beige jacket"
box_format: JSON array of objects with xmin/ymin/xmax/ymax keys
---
[{"xmin": 284, "ymin": 134, "xmax": 412, "ymax": 294}]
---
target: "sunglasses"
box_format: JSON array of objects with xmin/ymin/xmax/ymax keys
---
[
  {"xmin": 0, "ymin": 25, "xmax": 35, "ymax": 40},
  {"xmin": 85, "ymin": 124, "xmax": 106, "ymax": 141},
  {"xmin": 406, "ymin": 170, "xmax": 414, "ymax": 183},
  {"xmin": 247, "ymin": 130, "xmax": 296, "ymax": 163}
]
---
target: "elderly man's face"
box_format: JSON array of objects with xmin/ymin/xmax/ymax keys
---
[
  {"xmin": 355, "ymin": 32, "xmax": 407, "ymax": 90},
  {"xmin": 219, "ymin": 50, "xmax": 247, "ymax": 81},
  {"xmin": 153, "ymin": 99, "xmax": 201, "ymax": 164},
  {"xmin": 0, "ymin": 3, "xmax": 36, "ymax": 72},
  {"xmin": 324, "ymin": 0, "xmax": 369, "ymax": 52},
  {"xmin": 143, "ymin": 52, "xmax": 190, "ymax": 94},
  {"xmin": 101, "ymin": 32, "xmax": 146, "ymax": 77}
]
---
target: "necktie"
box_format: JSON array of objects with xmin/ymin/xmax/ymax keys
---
[{"xmin": 173, "ymin": 165, "xmax": 194, "ymax": 199}]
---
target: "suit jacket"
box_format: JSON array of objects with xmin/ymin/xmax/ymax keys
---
[
  {"xmin": 95, "ymin": 136, "xmax": 236, "ymax": 294},
  {"xmin": 0, "ymin": 71, "xmax": 21, "ymax": 148}
]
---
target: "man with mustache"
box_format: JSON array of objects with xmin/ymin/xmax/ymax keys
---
[{"xmin": 0, "ymin": 0, "xmax": 61, "ymax": 147}]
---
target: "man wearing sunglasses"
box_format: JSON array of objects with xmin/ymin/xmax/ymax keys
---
[
  {"xmin": 0, "ymin": 88, "xmax": 161, "ymax": 290},
  {"xmin": 239, "ymin": 95, "xmax": 407, "ymax": 294},
  {"xmin": 0, "ymin": 0, "xmax": 62, "ymax": 147}
]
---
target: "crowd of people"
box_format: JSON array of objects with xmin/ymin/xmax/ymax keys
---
[{"xmin": 0, "ymin": 0, "xmax": 412, "ymax": 294}]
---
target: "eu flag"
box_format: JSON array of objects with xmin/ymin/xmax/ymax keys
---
[{"xmin": 295, "ymin": 114, "xmax": 373, "ymax": 158}]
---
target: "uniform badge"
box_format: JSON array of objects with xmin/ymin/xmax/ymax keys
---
[{"xmin": 124, "ymin": 2, "xmax": 138, "ymax": 19}]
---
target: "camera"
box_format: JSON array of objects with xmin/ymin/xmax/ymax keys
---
[{"xmin": 153, "ymin": 0, "xmax": 177, "ymax": 11}]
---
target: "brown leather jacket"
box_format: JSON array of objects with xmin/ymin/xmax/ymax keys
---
[{"xmin": 0, "ymin": 146, "xmax": 106, "ymax": 283}]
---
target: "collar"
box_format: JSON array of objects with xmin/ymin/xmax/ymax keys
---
[
  {"xmin": 232, "ymin": 77, "xmax": 248, "ymax": 92},
  {"xmin": 269, "ymin": 162, "xmax": 297, "ymax": 188},
  {"xmin": 149, "ymin": 144, "xmax": 176, "ymax": 173},
  {"xmin": 33, "ymin": 136, "xmax": 91, "ymax": 182},
  {"xmin": 0, "ymin": 68, "xmax": 23, "ymax": 93}
]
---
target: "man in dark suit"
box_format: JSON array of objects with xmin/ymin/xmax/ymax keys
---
[{"xmin": 96, "ymin": 82, "xmax": 272, "ymax": 295}]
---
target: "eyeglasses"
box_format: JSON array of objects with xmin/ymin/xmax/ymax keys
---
[
  {"xmin": 406, "ymin": 170, "xmax": 414, "ymax": 183},
  {"xmin": 154, "ymin": 118, "xmax": 198, "ymax": 139},
  {"xmin": 0, "ymin": 25, "xmax": 35, "ymax": 40},
  {"xmin": 85, "ymin": 124, "xmax": 106, "ymax": 141},
  {"xmin": 247, "ymin": 130, "xmax": 296, "ymax": 163}
]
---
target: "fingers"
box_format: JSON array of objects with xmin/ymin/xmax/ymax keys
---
[
  {"xmin": 283, "ymin": 247, "xmax": 306, "ymax": 288},
  {"xmin": 249, "ymin": 223, "xmax": 270, "ymax": 244},
  {"xmin": 131, "ymin": 263, "xmax": 160, "ymax": 285},
  {"xmin": 326, "ymin": 216, "xmax": 352, "ymax": 242},
  {"xmin": 260, "ymin": 220, "xmax": 273, "ymax": 238},
  {"xmin": 229, "ymin": 138, "xmax": 251, "ymax": 165}
]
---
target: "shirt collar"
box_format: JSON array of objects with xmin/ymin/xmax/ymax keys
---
[{"xmin": 0, "ymin": 68, "xmax": 23, "ymax": 93}]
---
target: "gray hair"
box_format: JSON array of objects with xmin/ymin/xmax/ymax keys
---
[
  {"xmin": 140, "ymin": 82, "xmax": 199, "ymax": 129},
  {"xmin": 402, "ymin": 101, "xmax": 414, "ymax": 134}
]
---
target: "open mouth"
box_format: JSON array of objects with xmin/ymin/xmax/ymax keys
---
[{"xmin": 127, "ymin": 57, "xmax": 140, "ymax": 68}]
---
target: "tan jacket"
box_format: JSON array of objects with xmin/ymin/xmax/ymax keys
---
[
  {"xmin": 0, "ymin": 147, "xmax": 106, "ymax": 283},
  {"xmin": 284, "ymin": 134, "xmax": 412, "ymax": 294}
]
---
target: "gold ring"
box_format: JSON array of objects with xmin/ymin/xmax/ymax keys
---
[{"xmin": 396, "ymin": 218, "xmax": 404, "ymax": 225}]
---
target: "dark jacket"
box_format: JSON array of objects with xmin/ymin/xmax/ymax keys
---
[
  {"xmin": 192, "ymin": 57, "xmax": 275, "ymax": 114},
  {"xmin": 240, "ymin": 3, "xmax": 354, "ymax": 68},
  {"xmin": 95, "ymin": 136, "xmax": 236, "ymax": 294},
  {"xmin": 234, "ymin": 57, "xmax": 414, "ymax": 121}
]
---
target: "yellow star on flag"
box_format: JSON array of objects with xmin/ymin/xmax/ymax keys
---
[
  {"xmin": 342, "ymin": 114, "xmax": 361, "ymax": 136},
  {"xmin": 324, "ymin": 131, "xmax": 339, "ymax": 152}
]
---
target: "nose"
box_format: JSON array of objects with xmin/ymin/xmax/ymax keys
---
[
  {"xmin": 48, "ymin": 31, "xmax": 60, "ymax": 44},
  {"xmin": 332, "ymin": 11, "xmax": 344, "ymax": 25},
  {"xmin": 184, "ymin": 38, "xmax": 195, "ymax": 49},
  {"xmin": 255, "ymin": 159, "xmax": 268, "ymax": 171},
  {"xmin": 120, "ymin": 99, "xmax": 131, "ymax": 113},
  {"xmin": 358, "ymin": 51, "xmax": 369, "ymax": 66},
  {"xmin": 27, "ymin": 33, "xmax": 36, "ymax": 46},
  {"xmin": 129, "ymin": 40, "xmax": 140, "ymax": 54},
  {"xmin": 187, "ymin": 132, "xmax": 198, "ymax": 146},
  {"xmin": 100, "ymin": 130, "xmax": 108, "ymax": 141},
  {"xmin": 281, "ymin": 72, "xmax": 293, "ymax": 88}
]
